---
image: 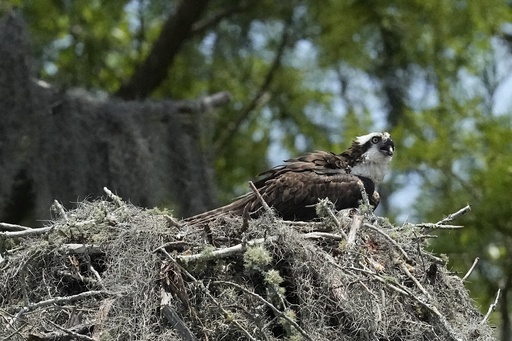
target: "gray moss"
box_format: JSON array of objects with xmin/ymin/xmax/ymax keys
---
[{"xmin": 0, "ymin": 197, "xmax": 496, "ymax": 340}]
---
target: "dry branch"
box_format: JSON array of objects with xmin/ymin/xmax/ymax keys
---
[
  {"xmin": 91, "ymin": 298, "xmax": 115, "ymax": 340},
  {"xmin": 0, "ymin": 226, "xmax": 51, "ymax": 237},
  {"xmin": 45, "ymin": 319, "xmax": 95, "ymax": 341},
  {"xmin": 161, "ymin": 305, "xmax": 198, "ymax": 341},
  {"xmin": 462, "ymin": 257, "xmax": 479, "ymax": 282},
  {"xmin": 164, "ymin": 214, "xmax": 182, "ymax": 228},
  {"xmin": 0, "ymin": 222, "xmax": 32, "ymax": 231},
  {"xmin": 60, "ymin": 244, "xmax": 103, "ymax": 255},
  {"xmin": 481, "ymin": 289, "xmax": 501, "ymax": 324},
  {"xmin": 15, "ymin": 291, "xmax": 109, "ymax": 314},
  {"xmin": 302, "ymin": 231, "xmax": 344, "ymax": 241},
  {"xmin": 363, "ymin": 223, "xmax": 412, "ymax": 263},
  {"xmin": 436, "ymin": 205, "xmax": 471, "ymax": 225},
  {"xmin": 317, "ymin": 198, "xmax": 348, "ymax": 239},
  {"xmin": 103, "ymin": 187, "xmax": 122, "ymax": 206},
  {"xmin": 176, "ymin": 237, "xmax": 268, "ymax": 262},
  {"xmin": 176, "ymin": 232, "xmax": 346, "ymax": 263},
  {"xmin": 162, "ymin": 250, "xmax": 258, "ymax": 341},
  {"xmin": 55, "ymin": 270, "xmax": 99, "ymax": 287},
  {"xmin": 215, "ymin": 280, "xmax": 313, "ymax": 341},
  {"xmin": 347, "ymin": 214, "xmax": 362, "ymax": 245},
  {"xmin": 248, "ymin": 180, "xmax": 272, "ymax": 215},
  {"xmin": 357, "ymin": 180, "xmax": 371, "ymax": 208},
  {"xmin": 27, "ymin": 323, "xmax": 93, "ymax": 341},
  {"xmin": 414, "ymin": 223, "xmax": 463, "ymax": 229},
  {"xmin": 399, "ymin": 262, "xmax": 431, "ymax": 299},
  {"xmin": 52, "ymin": 200, "xmax": 68, "ymax": 221}
]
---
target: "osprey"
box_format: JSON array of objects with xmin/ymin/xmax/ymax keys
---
[{"xmin": 184, "ymin": 132, "xmax": 394, "ymax": 225}]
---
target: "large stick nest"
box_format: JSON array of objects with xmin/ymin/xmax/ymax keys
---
[{"xmin": 0, "ymin": 194, "xmax": 495, "ymax": 340}]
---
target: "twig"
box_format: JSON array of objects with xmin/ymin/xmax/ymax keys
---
[
  {"xmin": 347, "ymin": 215, "xmax": 363, "ymax": 245},
  {"xmin": 0, "ymin": 226, "xmax": 52, "ymax": 237},
  {"xmin": 481, "ymin": 289, "xmax": 501, "ymax": 324},
  {"xmin": 436, "ymin": 205, "xmax": 471, "ymax": 225},
  {"xmin": 282, "ymin": 220, "xmax": 333, "ymax": 232},
  {"xmin": 161, "ymin": 305, "xmax": 198, "ymax": 341},
  {"xmin": 103, "ymin": 187, "xmax": 123, "ymax": 206},
  {"xmin": 215, "ymin": 280, "xmax": 313, "ymax": 341},
  {"xmin": 412, "ymin": 234, "xmax": 438, "ymax": 239},
  {"xmin": 0, "ymin": 222, "xmax": 32, "ymax": 231},
  {"xmin": 399, "ymin": 262, "xmax": 431, "ymax": 299},
  {"xmin": 164, "ymin": 214, "xmax": 182, "ymax": 228},
  {"xmin": 92, "ymin": 298, "xmax": 115, "ymax": 340},
  {"xmin": 52, "ymin": 200, "xmax": 68, "ymax": 221},
  {"xmin": 3, "ymin": 327, "xmax": 24, "ymax": 341},
  {"xmin": 345, "ymin": 265, "xmax": 462, "ymax": 340},
  {"xmin": 177, "ymin": 237, "xmax": 271, "ymax": 262},
  {"xmin": 9, "ymin": 291, "xmax": 110, "ymax": 328},
  {"xmin": 317, "ymin": 199, "xmax": 348, "ymax": 239},
  {"xmin": 303, "ymin": 232, "xmax": 344, "ymax": 241},
  {"xmin": 420, "ymin": 251, "xmax": 447, "ymax": 265},
  {"xmin": 248, "ymin": 181, "xmax": 272, "ymax": 214},
  {"xmin": 55, "ymin": 270, "xmax": 99, "ymax": 287},
  {"xmin": 6, "ymin": 251, "xmax": 39, "ymax": 328},
  {"xmin": 59, "ymin": 244, "xmax": 103, "ymax": 255},
  {"xmin": 26, "ymin": 324, "xmax": 92, "ymax": 341},
  {"xmin": 356, "ymin": 180, "xmax": 371, "ymax": 208},
  {"xmin": 363, "ymin": 223, "xmax": 412, "ymax": 263},
  {"xmin": 153, "ymin": 241, "xmax": 194, "ymax": 253},
  {"xmin": 177, "ymin": 232, "xmax": 345, "ymax": 262},
  {"xmin": 414, "ymin": 223, "xmax": 463, "ymax": 229},
  {"xmin": 462, "ymin": 257, "xmax": 479, "ymax": 282},
  {"xmin": 15, "ymin": 290, "xmax": 109, "ymax": 313},
  {"xmin": 346, "ymin": 266, "xmax": 409, "ymax": 296},
  {"xmin": 45, "ymin": 319, "xmax": 95, "ymax": 341},
  {"xmin": 87, "ymin": 263, "xmax": 106, "ymax": 290},
  {"xmin": 160, "ymin": 250, "xmax": 257, "ymax": 341}
]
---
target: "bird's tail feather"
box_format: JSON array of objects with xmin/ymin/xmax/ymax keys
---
[{"xmin": 182, "ymin": 194, "xmax": 252, "ymax": 226}]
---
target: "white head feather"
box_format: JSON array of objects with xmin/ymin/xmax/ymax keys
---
[
  {"xmin": 355, "ymin": 132, "xmax": 392, "ymax": 146},
  {"xmin": 350, "ymin": 132, "xmax": 393, "ymax": 185}
]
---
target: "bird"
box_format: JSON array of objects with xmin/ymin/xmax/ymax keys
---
[{"xmin": 183, "ymin": 132, "xmax": 394, "ymax": 225}]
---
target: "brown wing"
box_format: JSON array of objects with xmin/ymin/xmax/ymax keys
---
[
  {"xmin": 248, "ymin": 171, "xmax": 376, "ymax": 220},
  {"xmin": 282, "ymin": 150, "xmax": 352, "ymax": 174},
  {"xmin": 247, "ymin": 151, "xmax": 377, "ymax": 220},
  {"xmin": 184, "ymin": 151, "xmax": 377, "ymax": 225}
]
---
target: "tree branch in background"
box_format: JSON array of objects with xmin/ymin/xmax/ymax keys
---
[
  {"xmin": 214, "ymin": 19, "xmax": 291, "ymax": 152},
  {"xmin": 190, "ymin": 0, "xmax": 256, "ymax": 36},
  {"xmin": 115, "ymin": 0, "xmax": 210, "ymax": 100}
]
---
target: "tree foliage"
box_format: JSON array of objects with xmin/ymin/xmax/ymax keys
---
[{"xmin": 4, "ymin": 0, "xmax": 512, "ymax": 337}]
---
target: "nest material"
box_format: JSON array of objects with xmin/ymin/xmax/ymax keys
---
[{"xmin": 0, "ymin": 196, "xmax": 495, "ymax": 341}]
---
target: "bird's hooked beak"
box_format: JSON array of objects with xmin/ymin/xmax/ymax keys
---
[{"xmin": 379, "ymin": 138, "xmax": 394, "ymax": 156}]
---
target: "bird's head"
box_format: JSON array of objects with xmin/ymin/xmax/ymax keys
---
[
  {"xmin": 346, "ymin": 132, "xmax": 394, "ymax": 184},
  {"xmin": 354, "ymin": 131, "xmax": 394, "ymax": 160}
]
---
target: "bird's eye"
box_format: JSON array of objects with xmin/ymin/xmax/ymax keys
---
[{"xmin": 371, "ymin": 136, "xmax": 381, "ymax": 144}]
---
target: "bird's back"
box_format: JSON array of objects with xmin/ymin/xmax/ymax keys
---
[{"xmin": 183, "ymin": 151, "xmax": 377, "ymax": 225}]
